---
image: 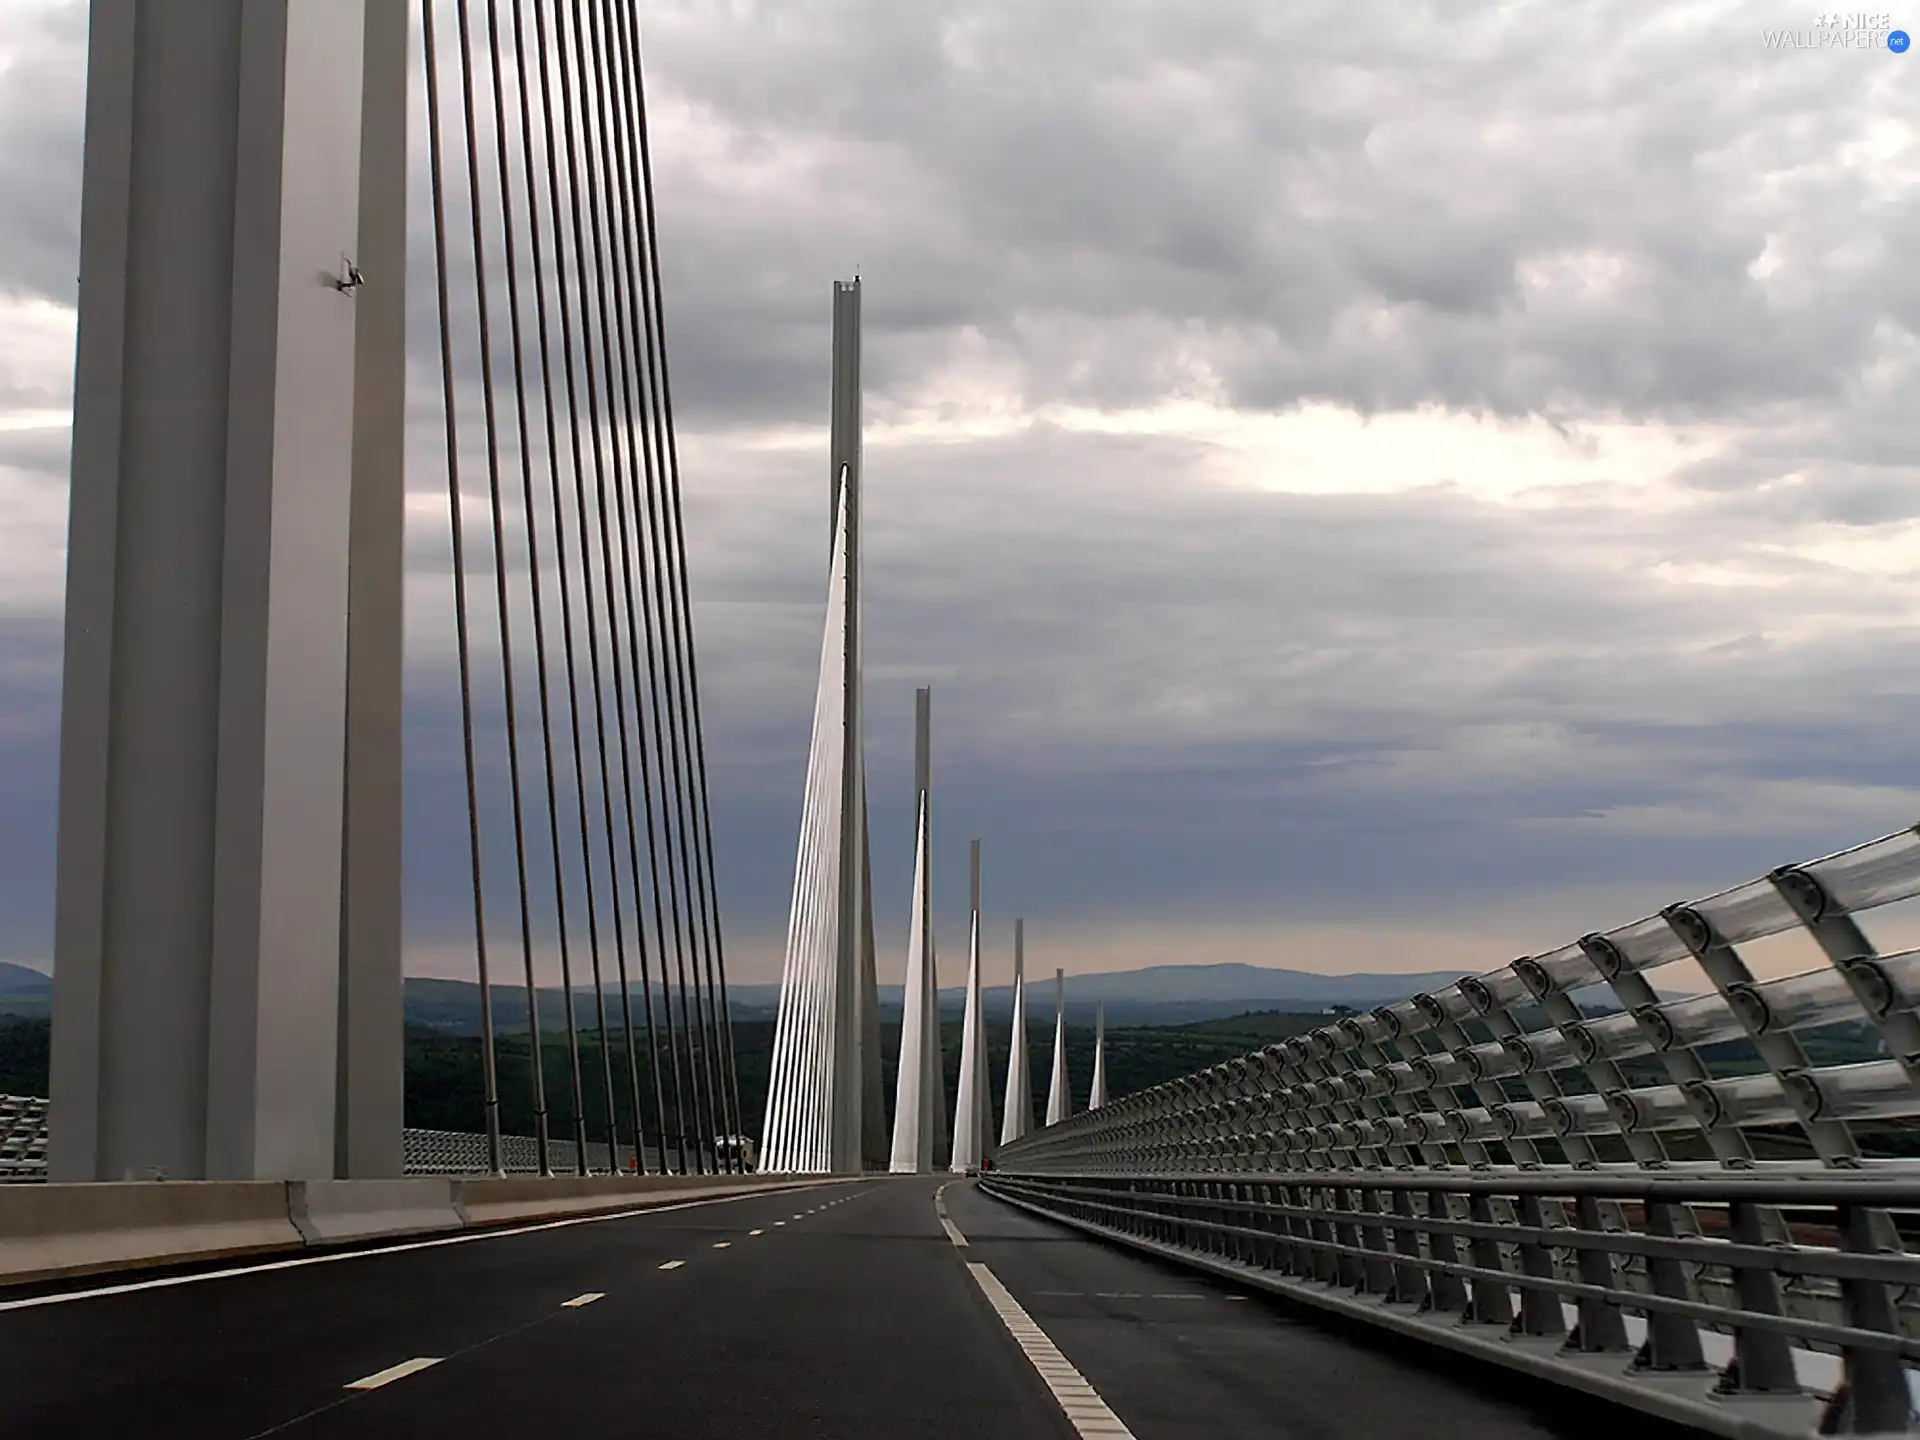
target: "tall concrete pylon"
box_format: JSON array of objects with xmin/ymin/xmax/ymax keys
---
[
  {"xmin": 51, "ymin": 1, "xmax": 407, "ymax": 1181},
  {"xmin": 890, "ymin": 689, "xmax": 943, "ymax": 1173},
  {"xmin": 1000, "ymin": 919, "xmax": 1034, "ymax": 1145},
  {"xmin": 1088, "ymin": 1003, "xmax": 1109, "ymax": 1110},
  {"xmin": 761, "ymin": 280, "xmax": 885, "ymax": 1174},
  {"xmin": 1046, "ymin": 968, "xmax": 1071, "ymax": 1126},
  {"xmin": 950, "ymin": 839, "xmax": 992, "ymax": 1172}
]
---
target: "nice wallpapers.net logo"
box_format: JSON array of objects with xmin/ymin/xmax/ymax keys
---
[{"xmin": 1761, "ymin": 12, "xmax": 1910, "ymax": 48}]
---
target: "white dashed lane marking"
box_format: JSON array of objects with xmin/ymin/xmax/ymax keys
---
[
  {"xmin": 345, "ymin": 1357, "xmax": 441, "ymax": 1391},
  {"xmin": 0, "ymin": 1182, "xmax": 846, "ymax": 1314},
  {"xmin": 658, "ymin": 1260, "xmax": 685, "ymax": 1271},
  {"xmin": 561, "ymin": 1292, "xmax": 604, "ymax": 1308}
]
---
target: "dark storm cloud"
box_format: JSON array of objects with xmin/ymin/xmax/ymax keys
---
[
  {"xmin": 0, "ymin": 618, "xmax": 61, "ymax": 959},
  {"xmin": 0, "ymin": 424, "xmax": 70, "ymax": 481},
  {"xmin": 632, "ymin": 0, "xmax": 1920, "ymax": 426},
  {"xmin": 0, "ymin": 4, "xmax": 83, "ymax": 304},
  {"xmin": 2, "ymin": 1, "xmax": 1918, "ymax": 983}
]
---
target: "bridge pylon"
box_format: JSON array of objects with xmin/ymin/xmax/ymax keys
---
[
  {"xmin": 890, "ymin": 688, "xmax": 945, "ymax": 1172},
  {"xmin": 950, "ymin": 839, "xmax": 993, "ymax": 1172},
  {"xmin": 1088, "ymin": 1003, "xmax": 1109, "ymax": 1110},
  {"xmin": 1045, "ymin": 968, "xmax": 1071, "ymax": 1125},
  {"xmin": 51, "ymin": 0, "xmax": 405, "ymax": 1182},
  {"xmin": 760, "ymin": 280, "xmax": 886, "ymax": 1174},
  {"xmin": 1000, "ymin": 920, "xmax": 1034, "ymax": 1145}
]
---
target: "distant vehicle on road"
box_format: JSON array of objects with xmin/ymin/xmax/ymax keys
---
[{"xmin": 716, "ymin": 1135, "xmax": 758, "ymax": 1171}]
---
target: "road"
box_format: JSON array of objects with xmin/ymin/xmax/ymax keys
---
[{"xmin": 0, "ymin": 1175, "xmax": 1688, "ymax": 1438}]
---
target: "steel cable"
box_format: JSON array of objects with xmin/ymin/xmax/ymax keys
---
[
  {"xmin": 503, "ymin": 0, "xmax": 594, "ymax": 1172},
  {"xmin": 420, "ymin": 0, "xmax": 503, "ymax": 1175},
  {"xmin": 567, "ymin": 0, "xmax": 667, "ymax": 1176},
  {"xmin": 450, "ymin": 0, "xmax": 544, "ymax": 1181},
  {"xmin": 575, "ymin": 0, "xmax": 688, "ymax": 1174},
  {"xmin": 546, "ymin": 0, "xmax": 643, "ymax": 1169},
  {"xmin": 590, "ymin": 0, "xmax": 717, "ymax": 1176},
  {"xmin": 481, "ymin": 0, "xmax": 559, "ymax": 1175},
  {"xmin": 421, "ymin": 0, "xmax": 737, "ymax": 1176},
  {"xmin": 619, "ymin": 2, "xmax": 749, "ymax": 1166},
  {"xmin": 582, "ymin": 0, "xmax": 717, "ymax": 1176},
  {"xmin": 525, "ymin": 0, "xmax": 618, "ymax": 1170}
]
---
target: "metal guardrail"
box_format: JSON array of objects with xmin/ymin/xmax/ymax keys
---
[
  {"xmin": 982, "ymin": 1170, "xmax": 1920, "ymax": 1437},
  {"xmin": 400, "ymin": 1127, "xmax": 646, "ymax": 1177},
  {"xmin": 0, "ymin": 1109, "xmax": 685, "ymax": 1179},
  {"xmin": 989, "ymin": 826, "xmax": 1920, "ymax": 1435},
  {"xmin": 0, "ymin": 1095, "xmax": 47, "ymax": 1182}
]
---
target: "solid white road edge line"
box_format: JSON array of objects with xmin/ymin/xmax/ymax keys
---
[
  {"xmin": 967, "ymin": 1262, "xmax": 1138, "ymax": 1440},
  {"xmin": 0, "ymin": 1182, "xmax": 850, "ymax": 1314}
]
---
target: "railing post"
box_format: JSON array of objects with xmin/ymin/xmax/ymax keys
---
[
  {"xmin": 1565, "ymin": 1193, "xmax": 1631, "ymax": 1354},
  {"xmin": 1717, "ymin": 1202, "xmax": 1802, "ymax": 1397},
  {"xmin": 1389, "ymin": 1186, "xmax": 1429, "ymax": 1306},
  {"xmin": 1251, "ymin": 1181, "xmax": 1276, "ymax": 1269},
  {"xmin": 1635, "ymin": 1200, "xmax": 1708, "ymax": 1372},
  {"xmin": 1425, "ymin": 1189, "xmax": 1470, "ymax": 1313},
  {"xmin": 1277, "ymin": 1181, "xmax": 1309, "ymax": 1277},
  {"xmin": 1819, "ymin": 1205, "xmax": 1915, "ymax": 1436},
  {"xmin": 1513, "ymin": 1193, "xmax": 1567, "ymax": 1339},
  {"xmin": 1464, "ymin": 1192, "xmax": 1516, "ymax": 1328},
  {"xmin": 1333, "ymin": 1185, "xmax": 1368, "ymax": 1290},
  {"xmin": 1310, "ymin": 1184, "xmax": 1340, "ymax": 1284},
  {"xmin": 1358, "ymin": 1187, "xmax": 1397, "ymax": 1296}
]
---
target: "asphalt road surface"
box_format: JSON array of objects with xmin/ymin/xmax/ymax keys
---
[{"xmin": 0, "ymin": 1175, "xmax": 1692, "ymax": 1438}]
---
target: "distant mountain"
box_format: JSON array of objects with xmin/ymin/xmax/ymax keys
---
[
  {"xmin": 969, "ymin": 963, "xmax": 1469, "ymax": 1006},
  {"xmin": 725, "ymin": 963, "xmax": 1467, "ymax": 1010},
  {"xmin": 0, "ymin": 960, "xmax": 1670, "ymax": 1031},
  {"xmin": 0, "ymin": 962, "xmax": 51, "ymax": 995},
  {"xmin": 398, "ymin": 963, "xmax": 1518, "ymax": 1035}
]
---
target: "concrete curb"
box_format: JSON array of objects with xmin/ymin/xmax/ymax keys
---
[
  {"xmin": 0, "ymin": 1182, "xmax": 303, "ymax": 1286},
  {"xmin": 288, "ymin": 1178, "xmax": 464, "ymax": 1245},
  {"xmin": 0, "ymin": 1173, "xmax": 857, "ymax": 1286}
]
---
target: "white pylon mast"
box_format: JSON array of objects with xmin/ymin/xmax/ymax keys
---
[
  {"xmin": 1046, "ymin": 967, "xmax": 1071, "ymax": 1126},
  {"xmin": 761, "ymin": 280, "xmax": 881, "ymax": 1174},
  {"xmin": 761, "ymin": 479, "xmax": 853, "ymax": 1172},
  {"xmin": 1000, "ymin": 919, "xmax": 1033, "ymax": 1145},
  {"xmin": 1088, "ymin": 1002, "xmax": 1109, "ymax": 1110},
  {"xmin": 890, "ymin": 688, "xmax": 940, "ymax": 1173},
  {"xmin": 950, "ymin": 839, "xmax": 991, "ymax": 1172}
]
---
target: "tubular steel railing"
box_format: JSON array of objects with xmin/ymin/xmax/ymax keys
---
[{"xmin": 986, "ymin": 825, "xmax": 1920, "ymax": 1437}]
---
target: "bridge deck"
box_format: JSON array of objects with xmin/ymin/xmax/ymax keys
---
[{"xmin": 0, "ymin": 1177, "xmax": 1674, "ymax": 1438}]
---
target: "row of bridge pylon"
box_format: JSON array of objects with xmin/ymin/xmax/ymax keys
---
[{"xmin": 757, "ymin": 280, "xmax": 1109, "ymax": 1176}]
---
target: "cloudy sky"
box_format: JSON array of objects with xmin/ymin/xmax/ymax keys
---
[{"xmin": 2, "ymin": 1, "xmax": 1917, "ymax": 992}]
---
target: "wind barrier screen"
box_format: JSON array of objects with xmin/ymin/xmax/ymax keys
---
[{"xmin": 987, "ymin": 825, "xmax": 1920, "ymax": 1435}]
